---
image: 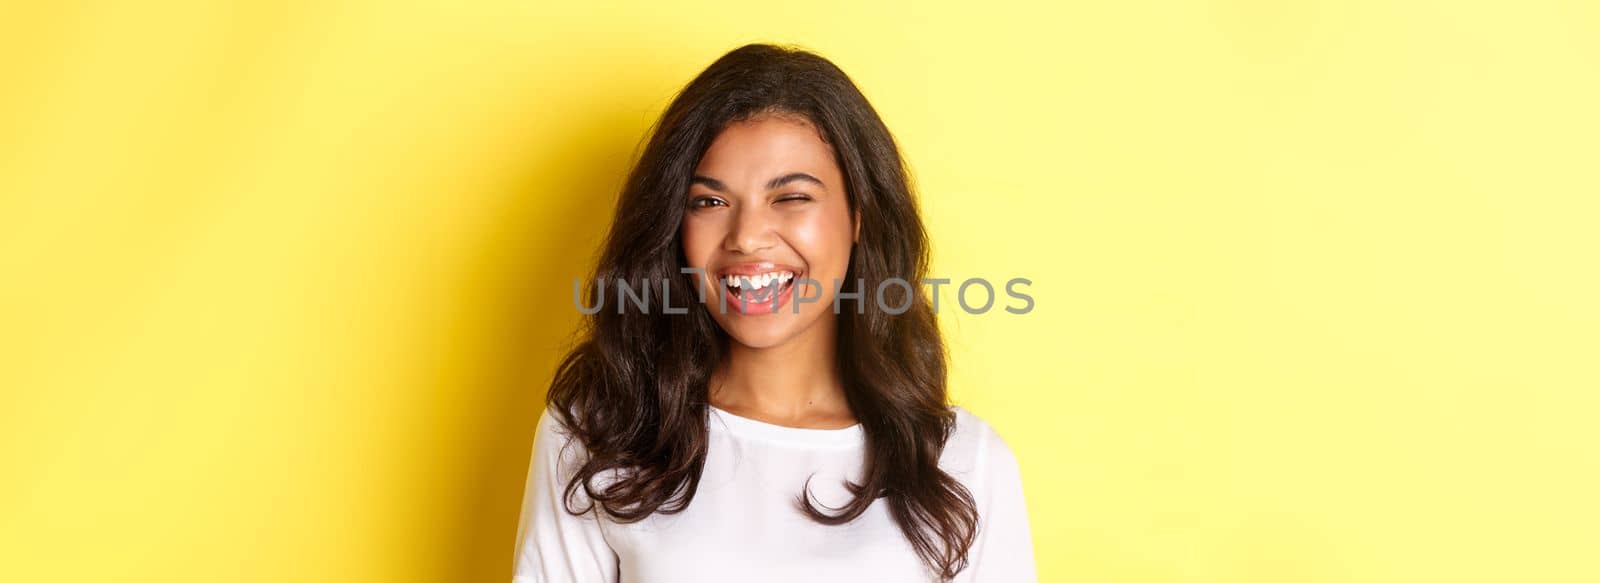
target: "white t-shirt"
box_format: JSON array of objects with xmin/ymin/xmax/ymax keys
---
[{"xmin": 511, "ymin": 404, "xmax": 1037, "ymax": 582}]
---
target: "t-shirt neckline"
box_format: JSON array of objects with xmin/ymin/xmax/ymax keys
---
[{"xmin": 706, "ymin": 404, "xmax": 864, "ymax": 447}]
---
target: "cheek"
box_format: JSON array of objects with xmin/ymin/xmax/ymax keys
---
[
  {"xmin": 679, "ymin": 219, "xmax": 727, "ymax": 300},
  {"xmin": 679, "ymin": 219, "xmax": 718, "ymax": 266},
  {"xmin": 783, "ymin": 206, "xmax": 854, "ymax": 273}
]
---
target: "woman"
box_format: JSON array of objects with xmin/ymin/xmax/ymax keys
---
[{"xmin": 512, "ymin": 43, "xmax": 1036, "ymax": 582}]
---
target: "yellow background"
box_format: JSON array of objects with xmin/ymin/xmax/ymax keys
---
[{"xmin": 3, "ymin": 1, "xmax": 1597, "ymax": 581}]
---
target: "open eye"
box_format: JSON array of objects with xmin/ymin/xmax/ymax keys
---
[{"xmin": 689, "ymin": 196, "xmax": 727, "ymax": 209}]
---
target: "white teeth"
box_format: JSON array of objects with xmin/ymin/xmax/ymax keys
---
[{"xmin": 722, "ymin": 271, "xmax": 796, "ymax": 291}]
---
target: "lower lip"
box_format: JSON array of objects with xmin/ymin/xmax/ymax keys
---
[{"xmin": 720, "ymin": 276, "xmax": 799, "ymax": 316}]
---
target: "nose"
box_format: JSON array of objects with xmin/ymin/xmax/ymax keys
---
[{"xmin": 725, "ymin": 203, "xmax": 775, "ymax": 254}]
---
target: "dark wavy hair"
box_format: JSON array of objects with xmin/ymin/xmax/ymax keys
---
[{"xmin": 545, "ymin": 43, "xmax": 978, "ymax": 579}]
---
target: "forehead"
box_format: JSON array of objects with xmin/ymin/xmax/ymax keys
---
[{"xmin": 694, "ymin": 115, "xmax": 840, "ymax": 184}]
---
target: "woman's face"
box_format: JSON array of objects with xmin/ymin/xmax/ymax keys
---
[{"xmin": 679, "ymin": 114, "xmax": 856, "ymax": 350}]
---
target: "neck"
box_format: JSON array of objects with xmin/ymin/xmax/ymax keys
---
[{"xmin": 709, "ymin": 315, "xmax": 854, "ymax": 428}]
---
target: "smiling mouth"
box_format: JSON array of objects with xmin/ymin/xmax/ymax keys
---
[{"xmin": 718, "ymin": 270, "xmax": 799, "ymax": 314}]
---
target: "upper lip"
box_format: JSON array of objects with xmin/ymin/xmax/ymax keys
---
[{"xmin": 715, "ymin": 261, "xmax": 803, "ymax": 277}]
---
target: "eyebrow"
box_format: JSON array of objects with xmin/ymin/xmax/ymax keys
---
[
  {"xmin": 765, "ymin": 172, "xmax": 825, "ymax": 190},
  {"xmin": 690, "ymin": 172, "xmax": 825, "ymax": 192},
  {"xmin": 689, "ymin": 175, "xmax": 727, "ymax": 191}
]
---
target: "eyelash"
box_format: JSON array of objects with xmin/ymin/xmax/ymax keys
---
[{"xmin": 688, "ymin": 194, "xmax": 812, "ymax": 208}]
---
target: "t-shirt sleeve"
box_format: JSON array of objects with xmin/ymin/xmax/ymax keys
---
[
  {"xmin": 510, "ymin": 408, "xmax": 619, "ymax": 583},
  {"xmin": 958, "ymin": 422, "xmax": 1039, "ymax": 582}
]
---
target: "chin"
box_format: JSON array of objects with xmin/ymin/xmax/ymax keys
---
[{"xmin": 719, "ymin": 320, "xmax": 802, "ymax": 349}]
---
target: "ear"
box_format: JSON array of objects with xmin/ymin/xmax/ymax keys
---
[{"xmin": 853, "ymin": 210, "xmax": 862, "ymax": 243}]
